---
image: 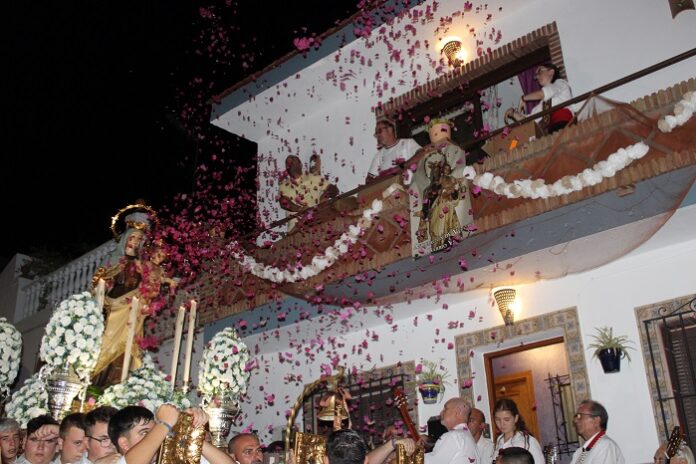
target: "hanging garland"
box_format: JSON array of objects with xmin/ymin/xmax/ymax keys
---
[
  {"xmin": 457, "ymin": 91, "xmax": 695, "ymax": 200},
  {"xmin": 231, "ymin": 198, "xmax": 384, "ymax": 284}
]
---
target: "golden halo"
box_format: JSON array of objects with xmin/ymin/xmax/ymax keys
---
[{"xmin": 110, "ymin": 203, "xmax": 159, "ymax": 241}]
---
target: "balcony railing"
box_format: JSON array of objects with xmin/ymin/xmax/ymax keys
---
[{"xmin": 20, "ymin": 240, "xmax": 115, "ymax": 321}]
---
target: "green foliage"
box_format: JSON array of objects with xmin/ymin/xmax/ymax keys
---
[
  {"xmin": 588, "ymin": 326, "xmax": 635, "ymax": 361},
  {"xmin": 416, "ymin": 359, "xmax": 450, "ymax": 392}
]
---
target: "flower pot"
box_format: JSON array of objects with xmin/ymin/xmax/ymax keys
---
[
  {"xmin": 598, "ymin": 348, "xmax": 622, "ymax": 373},
  {"xmin": 418, "ymin": 383, "xmax": 441, "ymax": 404}
]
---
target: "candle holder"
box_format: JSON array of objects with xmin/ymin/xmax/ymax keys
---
[{"xmin": 203, "ymin": 397, "xmax": 240, "ymax": 448}]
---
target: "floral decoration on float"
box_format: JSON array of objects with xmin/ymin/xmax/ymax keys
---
[
  {"xmin": 198, "ymin": 327, "xmax": 250, "ymax": 405},
  {"xmin": 97, "ymin": 354, "xmax": 190, "ymax": 411},
  {"xmin": 0, "ymin": 317, "xmax": 22, "ymax": 398},
  {"xmin": 39, "ymin": 292, "xmax": 105, "ymax": 385},
  {"xmin": 5, "ymin": 373, "xmax": 49, "ymax": 427}
]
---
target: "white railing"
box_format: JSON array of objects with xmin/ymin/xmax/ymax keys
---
[{"xmin": 20, "ymin": 240, "xmax": 116, "ymax": 321}]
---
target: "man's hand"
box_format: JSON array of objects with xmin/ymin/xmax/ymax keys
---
[
  {"xmin": 394, "ymin": 439, "xmax": 416, "ymax": 456},
  {"xmin": 33, "ymin": 424, "xmax": 59, "ymax": 441},
  {"xmin": 184, "ymin": 407, "xmax": 209, "ymax": 429},
  {"xmin": 156, "ymin": 404, "xmax": 180, "ymax": 427}
]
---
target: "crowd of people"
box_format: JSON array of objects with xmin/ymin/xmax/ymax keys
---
[{"xmin": 1, "ymin": 396, "xmax": 692, "ymax": 464}]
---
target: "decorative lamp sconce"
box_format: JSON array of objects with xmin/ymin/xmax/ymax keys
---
[
  {"xmin": 493, "ymin": 288, "xmax": 518, "ymax": 326},
  {"xmin": 439, "ymin": 36, "xmax": 467, "ymax": 67}
]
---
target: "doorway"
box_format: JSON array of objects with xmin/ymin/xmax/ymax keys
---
[{"xmin": 485, "ymin": 336, "xmax": 577, "ymax": 450}]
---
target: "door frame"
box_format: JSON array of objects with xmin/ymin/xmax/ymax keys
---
[{"xmin": 484, "ymin": 336, "xmax": 564, "ymax": 437}]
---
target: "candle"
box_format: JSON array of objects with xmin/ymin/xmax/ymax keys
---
[
  {"xmin": 170, "ymin": 305, "xmax": 186, "ymax": 387},
  {"xmin": 121, "ymin": 296, "xmax": 140, "ymax": 383},
  {"xmin": 182, "ymin": 300, "xmax": 197, "ymax": 387},
  {"xmin": 95, "ymin": 278, "xmax": 106, "ymax": 311}
]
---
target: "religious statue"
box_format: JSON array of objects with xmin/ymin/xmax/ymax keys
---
[
  {"xmin": 409, "ymin": 119, "xmax": 474, "ymax": 255},
  {"xmin": 92, "ymin": 201, "xmax": 172, "ymax": 380}
]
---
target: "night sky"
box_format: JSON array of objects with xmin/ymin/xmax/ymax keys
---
[{"xmin": 4, "ymin": 0, "xmax": 359, "ymax": 265}]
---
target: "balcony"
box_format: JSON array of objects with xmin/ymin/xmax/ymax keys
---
[{"xmin": 192, "ymin": 78, "xmax": 696, "ymax": 327}]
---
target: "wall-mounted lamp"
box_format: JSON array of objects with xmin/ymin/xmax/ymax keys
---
[
  {"xmin": 439, "ymin": 36, "xmax": 467, "ymax": 67},
  {"xmin": 493, "ymin": 288, "xmax": 518, "ymax": 326}
]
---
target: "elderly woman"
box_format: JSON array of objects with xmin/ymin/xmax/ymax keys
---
[{"xmin": 505, "ymin": 62, "xmax": 574, "ymax": 133}]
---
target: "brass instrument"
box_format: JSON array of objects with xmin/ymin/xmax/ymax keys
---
[
  {"xmin": 158, "ymin": 414, "xmax": 206, "ymax": 464},
  {"xmin": 285, "ymin": 367, "xmax": 348, "ymax": 464}
]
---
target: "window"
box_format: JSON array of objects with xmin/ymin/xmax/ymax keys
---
[
  {"xmin": 380, "ymin": 22, "xmax": 568, "ymax": 163},
  {"xmin": 639, "ymin": 296, "xmax": 696, "ymax": 448},
  {"xmin": 301, "ymin": 362, "xmax": 417, "ymax": 448}
]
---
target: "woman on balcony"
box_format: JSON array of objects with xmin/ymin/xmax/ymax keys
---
[{"xmin": 505, "ymin": 62, "xmax": 574, "ymax": 134}]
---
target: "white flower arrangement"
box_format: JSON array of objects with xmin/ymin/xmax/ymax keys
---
[
  {"xmin": 39, "ymin": 292, "xmax": 105, "ymax": 384},
  {"xmin": 97, "ymin": 354, "xmax": 190, "ymax": 411},
  {"xmin": 198, "ymin": 327, "xmax": 250, "ymax": 405},
  {"xmin": 231, "ymin": 199, "xmax": 384, "ymax": 284},
  {"xmin": 5, "ymin": 372, "xmax": 49, "ymax": 427},
  {"xmin": 0, "ymin": 317, "xmax": 22, "ymax": 395},
  {"xmin": 658, "ymin": 91, "xmax": 696, "ymax": 133}
]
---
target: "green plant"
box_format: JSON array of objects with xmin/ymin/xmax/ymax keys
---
[
  {"xmin": 415, "ymin": 359, "xmax": 450, "ymax": 392},
  {"xmin": 588, "ymin": 327, "xmax": 635, "ymax": 361}
]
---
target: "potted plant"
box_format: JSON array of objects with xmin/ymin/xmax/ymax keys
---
[
  {"xmin": 588, "ymin": 327, "xmax": 635, "ymax": 373},
  {"xmin": 415, "ymin": 359, "xmax": 450, "ymax": 404}
]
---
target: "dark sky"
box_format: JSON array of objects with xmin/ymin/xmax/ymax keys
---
[{"xmin": 4, "ymin": 0, "xmax": 359, "ymax": 264}]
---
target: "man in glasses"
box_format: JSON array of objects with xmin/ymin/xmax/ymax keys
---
[
  {"xmin": 84, "ymin": 407, "xmax": 118, "ymax": 463},
  {"xmin": 16, "ymin": 415, "xmax": 59, "ymax": 464},
  {"xmin": 569, "ymin": 400, "xmax": 625, "ymax": 464}
]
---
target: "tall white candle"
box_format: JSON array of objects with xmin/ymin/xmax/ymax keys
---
[
  {"xmin": 121, "ymin": 296, "xmax": 140, "ymax": 383},
  {"xmin": 170, "ymin": 305, "xmax": 186, "ymax": 388},
  {"xmin": 182, "ymin": 300, "xmax": 197, "ymax": 387},
  {"xmin": 95, "ymin": 279, "xmax": 106, "ymax": 311}
]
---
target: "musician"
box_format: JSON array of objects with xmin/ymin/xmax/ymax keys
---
[
  {"xmin": 227, "ymin": 434, "xmax": 263, "ymax": 464},
  {"xmin": 468, "ymin": 408, "xmax": 493, "ymax": 464},
  {"xmin": 107, "ymin": 405, "xmax": 234, "ymax": 464},
  {"xmin": 654, "ymin": 442, "xmax": 695, "ymax": 464},
  {"xmin": 424, "ymin": 398, "xmax": 478, "ymax": 464},
  {"xmin": 569, "ymin": 400, "xmax": 625, "ymax": 464}
]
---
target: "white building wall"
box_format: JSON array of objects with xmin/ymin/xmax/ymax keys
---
[
  {"xmin": 213, "ymin": 0, "xmax": 696, "ymax": 228},
  {"xmin": 222, "ymin": 206, "xmax": 696, "ymax": 464}
]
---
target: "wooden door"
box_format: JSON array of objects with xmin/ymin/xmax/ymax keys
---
[{"xmin": 491, "ymin": 370, "xmax": 540, "ymax": 440}]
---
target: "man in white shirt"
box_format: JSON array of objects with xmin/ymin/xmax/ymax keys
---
[
  {"xmin": 425, "ymin": 398, "xmax": 478, "ymax": 464},
  {"xmin": 0, "ymin": 418, "xmax": 21, "ymax": 464},
  {"xmin": 367, "ymin": 120, "xmax": 421, "ymax": 181},
  {"xmin": 569, "ymin": 400, "xmax": 625, "ymax": 464},
  {"xmin": 15, "ymin": 415, "xmax": 59, "ymax": 464},
  {"xmin": 468, "ymin": 408, "xmax": 493, "ymax": 464},
  {"xmin": 227, "ymin": 434, "xmax": 263, "ymax": 464},
  {"xmin": 54, "ymin": 414, "xmax": 89, "ymax": 464},
  {"xmin": 85, "ymin": 407, "xmax": 118, "ymax": 463},
  {"xmin": 108, "ymin": 404, "xmax": 233, "ymax": 464}
]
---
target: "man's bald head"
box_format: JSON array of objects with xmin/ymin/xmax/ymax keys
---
[
  {"xmin": 440, "ymin": 397, "xmax": 471, "ymax": 430},
  {"xmin": 228, "ymin": 434, "xmax": 263, "ymax": 464}
]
